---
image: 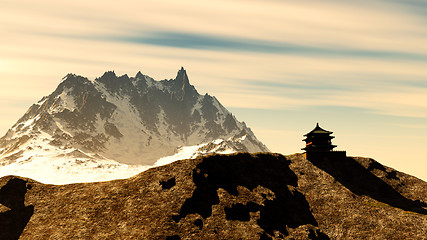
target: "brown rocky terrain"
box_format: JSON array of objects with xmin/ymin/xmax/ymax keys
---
[{"xmin": 0, "ymin": 153, "xmax": 426, "ymax": 239}]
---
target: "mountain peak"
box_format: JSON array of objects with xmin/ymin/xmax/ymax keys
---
[
  {"xmin": 61, "ymin": 73, "xmax": 86, "ymax": 82},
  {"xmin": 62, "ymin": 73, "xmax": 76, "ymax": 81},
  {"xmin": 135, "ymin": 71, "xmax": 144, "ymax": 79},
  {"xmin": 100, "ymin": 71, "xmax": 117, "ymax": 79},
  {"xmin": 175, "ymin": 67, "xmax": 189, "ymax": 85},
  {"xmin": 170, "ymin": 67, "xmax": 198, "ymax": 100},
  {"xmin": 55, "ymin": 73, "xmax": 91, "ymax": 95}
]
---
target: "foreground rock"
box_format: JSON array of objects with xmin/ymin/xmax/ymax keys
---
[{"xmin": 0, "ymin": 153, "xmax": 426, "ymax": 239}]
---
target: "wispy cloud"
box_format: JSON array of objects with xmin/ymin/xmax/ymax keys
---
[
  {"xmin": 2, "ymin": 0, "xmax": 427, "ymax": 120},
  {"xmin": 101, "ymin": 31, "xmax": 427, "ymax": 61}
]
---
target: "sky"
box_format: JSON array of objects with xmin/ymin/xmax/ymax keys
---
[{"xmin": 1, "ymin": 0, "xmax": 426, "ymax": 181}]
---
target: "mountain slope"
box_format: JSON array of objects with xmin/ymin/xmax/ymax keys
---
[
  {"xmin": 0, "ymin": 153, "xmax": 425, "ymax": 239},
  {"xmin": 0, "ymin": 68, "xmax": 268, "ymax": 183}
]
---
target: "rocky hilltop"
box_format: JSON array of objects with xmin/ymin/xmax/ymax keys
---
[{"xmin": 1, "ymin": 153, "xmax": 425, "ymax": 239}]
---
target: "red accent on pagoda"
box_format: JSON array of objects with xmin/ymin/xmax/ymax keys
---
[{"xmin": 302, "ymin": 123, "xmax": 337, "ymax": 152}]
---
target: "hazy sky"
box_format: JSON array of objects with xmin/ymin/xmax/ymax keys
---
[{"xmin": 1, "ymin": 0, "xmax": 426, "ymax": 180}]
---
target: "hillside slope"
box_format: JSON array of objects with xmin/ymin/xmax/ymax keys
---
[{"xmin": 0, "ymin": 153, "xmax": 426, "ymax": 239}]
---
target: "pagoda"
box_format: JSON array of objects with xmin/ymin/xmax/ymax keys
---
[{"xmin": 302, "ymin": 123, "xmax": 346, "ymax": 159}]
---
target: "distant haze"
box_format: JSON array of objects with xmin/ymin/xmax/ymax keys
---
[{"xmin": 1, "ymin": 0, "xmax": 426, "ymax": 180}]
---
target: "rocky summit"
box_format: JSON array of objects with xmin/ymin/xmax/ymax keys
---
[
  {"xmin": 1, "ymin": 153, "xmax": 425, "ymax": 239},
  {"xmin": 0, "ymin": 68, "xmax": 268, "ymax": 183}
]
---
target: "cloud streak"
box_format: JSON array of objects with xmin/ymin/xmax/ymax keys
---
[{"xmin": 104, "ymin": 31, "xmax": 427, "ymax": 61}]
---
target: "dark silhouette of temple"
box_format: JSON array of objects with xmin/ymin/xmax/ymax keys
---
[{"xmin": 302, "ymin": 123, "xmax": 346, "ymax": 159}]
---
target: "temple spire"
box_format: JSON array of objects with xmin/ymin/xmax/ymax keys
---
[
  {"xmin": 302, "ymin": 123, "xmax": 346, "ymax": 159},
  {"xmin": 302, "ymin": 123, "xmax": 336, "ymax": 152}
]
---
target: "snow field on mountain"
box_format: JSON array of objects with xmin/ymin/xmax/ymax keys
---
[{"xmin": 0, "ymin": 138, "xmax": 237, "ymax": 184}]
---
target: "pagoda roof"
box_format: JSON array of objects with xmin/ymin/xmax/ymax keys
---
[{"xmin": 304, "ymin": 123, "xmax": 333, "ymax": 136}]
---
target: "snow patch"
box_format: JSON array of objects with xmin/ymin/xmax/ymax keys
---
[
  {"xmin": 0, "ymin": 155, "xmax": 150, "ymax": 185},
  {"xmin": 57, "ymin": 89, "xmax": 77, "ymax": 111}
]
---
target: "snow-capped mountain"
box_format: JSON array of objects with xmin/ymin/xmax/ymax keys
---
[{"xmin": 0, "ymin": 67, "xmax": 268, "ymax": 183}]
